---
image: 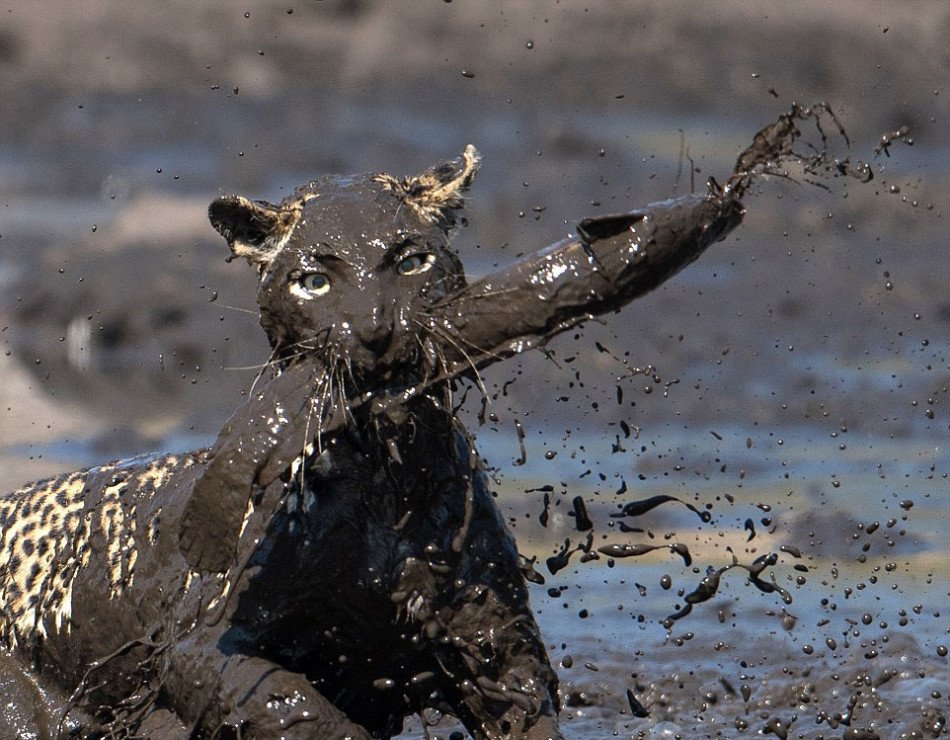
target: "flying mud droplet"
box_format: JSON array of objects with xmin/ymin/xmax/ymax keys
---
[
  {"xmin": 665, "ymin": 550, "xmax": 794, "ymax": 623},
  {"xmin": 513, "ymin": 419, "xmax": 526, "ymax": 466},
  {"xmin": 571, "ymin": 495, "xmax": 593, "ymax": 532},
  {"xmin": 626, "ymin": 688, "xmax": 649, "ymax": 718},
  {"xmin": 598, "ymin": 542, "xmax": 692, "ymax": 566},
  {"xmin": 611, "ymin": 494, "xmax": 712, "ymax": 524},
  {"xmin": 874, "ymin": 124, "xmax": 912, "ymax": 157},
  {"xmin": 744, "ymin": 518, "xmax": 756, "ymax": 541},
  {"xmin": 779, "ymin": 608, "xmax": 796, "ymax": 631},
  {"xmin": 725, "ymin": 102, "xmax": 873, "ymax": 198},
  {"xmin": 546, "ymin": 538, "xmax": 577, "ymax": 575},
  {"xmin": 520, "ymin": 555, "xmax": 544, "ymax": 585}
]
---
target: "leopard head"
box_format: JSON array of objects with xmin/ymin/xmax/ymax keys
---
[{"xmin": 208, "ymin": 146, "xmax": 480, "ymax": 384}]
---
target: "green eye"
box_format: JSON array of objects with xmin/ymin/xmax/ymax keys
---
[
  {"xmin": 299, "ymin": 272, "xmax": 330, "ymax": 295},
  {"xmin": 396, "ymin": 253, "xmax": 435, "ymax": 276}
]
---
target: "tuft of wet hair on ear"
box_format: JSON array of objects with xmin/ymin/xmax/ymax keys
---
[
  {"xmin": 372, "ymin": 144, "xmax": 481, "ymax": 227},
  {"xmin": 208, "ymin": 195, "xmax": 302, "ymax": 269}
]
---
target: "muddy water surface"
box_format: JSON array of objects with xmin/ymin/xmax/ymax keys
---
[{"xmin": 393, "ymin": 421, "xmax": 947, "ymax": 738}]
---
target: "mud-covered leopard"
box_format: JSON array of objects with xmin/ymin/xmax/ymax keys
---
[{"xmin": 0, "ymin": 142, "xmax": 748, "ymax": 738}]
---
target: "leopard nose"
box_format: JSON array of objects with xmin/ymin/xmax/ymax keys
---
[
  {"xmin": 353, "ymin": 308, "xmax": 395, "ymax": 353},
  {"xmin": 355, "ymin": 322, "xmax": 394, "ymax": 353}
]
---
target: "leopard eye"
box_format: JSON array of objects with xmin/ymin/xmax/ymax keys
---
[
  {"xmin": 299, "ymin": 272, "xmax": 331, "ymax": 295},
  {"xmin": 396, "ymin": 253, "xmax": 435, "ymax": 276}
]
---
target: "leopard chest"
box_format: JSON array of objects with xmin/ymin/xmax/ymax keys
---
[{"xmin": 225, "ymin": 434, "xmax": 471, "ymax": 663}]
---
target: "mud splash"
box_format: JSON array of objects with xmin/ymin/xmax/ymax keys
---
[{"xmin": 186, "ymin": 103, "xmax": 868, "ymax": 581}]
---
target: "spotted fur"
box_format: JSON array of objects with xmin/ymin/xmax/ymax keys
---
[{"xmin": 0, "ymin": 453, "xmax": 205, "ymax": 645}]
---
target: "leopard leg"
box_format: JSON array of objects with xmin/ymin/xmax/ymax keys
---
[
  {"xmin": 428, "ymin": 585, "xmax": 562, "ymax": 740},
  {"xmin": 164, "ymin": 636, "xmax": 373, "ymax": 740},
  {"xmin": 0, "ymin": 652, "xmax": 57, "ymax": 740}
]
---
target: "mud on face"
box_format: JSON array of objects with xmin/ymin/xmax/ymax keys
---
[{"xmin": 208, "ymin": 146, "xmax": 479, "ymax": 380}]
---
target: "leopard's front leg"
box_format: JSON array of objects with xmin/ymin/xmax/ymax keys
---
[
  {"xmin": 395, "ymin": 554, "xmax": 562, "ymax": 740},
  {"xmin": 165, "ymin": 628, "xmax": 373, "ymax": 740},
  {"xmin": 439, "ymin": 586, "xmax": 562, "ymax": 740},
  {"xmin": 0, "ymin": 652, "xmax": 58, "ymax": 740}
]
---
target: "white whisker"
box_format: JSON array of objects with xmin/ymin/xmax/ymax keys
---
[
  {"xmin": 220, "ymin": 303, "xmax": 261, "ymax": 316},
  {"xmin": 419, "ymin": 319, "xmax": 490, "ymax": 402}
]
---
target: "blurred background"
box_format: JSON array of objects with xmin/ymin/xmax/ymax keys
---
[{"xmin": 1, "ymin": 1, "xmax": 947, "ymax": 736}]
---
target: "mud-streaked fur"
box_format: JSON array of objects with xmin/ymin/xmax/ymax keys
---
[
  {"xmin": 372, "ymin": 144, "xmax": 480, "ymax": 225},
  {"xmin": 0, "ymin": 146, "xmax": 562, "ymax": 740},
  {"xmin": 0, "ymin": 129, "xmax": 752, "ymax": 738},
  {"xmin": 0, "ymin": 453, "xmax": 205, "ymax": 645},
  {"xmin": 207, "ymin": 196, "xmax": 303, "ymax": 269}
]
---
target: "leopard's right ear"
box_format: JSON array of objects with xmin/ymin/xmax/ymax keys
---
[{"xmin": 209, "ymin": 196, "xmax": 301, "ymax": 268}]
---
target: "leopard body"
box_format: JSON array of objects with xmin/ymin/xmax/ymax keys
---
[{"xmin": 0, "ymin": 147, "xmax": 562, "ymax": 739}]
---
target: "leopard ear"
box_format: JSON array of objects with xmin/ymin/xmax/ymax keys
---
[
  {"xmin": 372, "ymin": 144, "xmax": 481, "ymax": 227},
  {"xmin": 209, "ymin": 195, "xmax": 301, "ymax": 267}
]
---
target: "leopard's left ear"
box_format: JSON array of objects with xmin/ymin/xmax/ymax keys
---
[
  {"xmin": 209, "ymin": 196, "xmax": 302, "ymax": 268},
  {"xmin": 373, "ymin": 144, "xmax": 481, "ymax": 228}
]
